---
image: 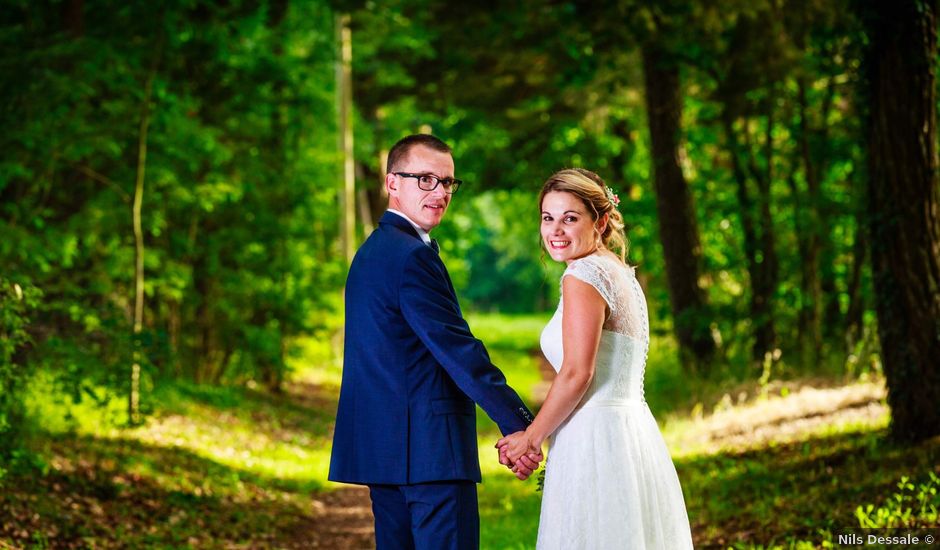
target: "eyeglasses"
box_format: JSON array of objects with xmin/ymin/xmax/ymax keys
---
[{"xmin": 394, "ymin": 172, "xmax": 463, "ymax": 194}]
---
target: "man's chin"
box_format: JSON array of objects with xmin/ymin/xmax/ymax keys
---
[{"xmin": 421, "ymin": 214, "xmax": 445, "ymax": 230}]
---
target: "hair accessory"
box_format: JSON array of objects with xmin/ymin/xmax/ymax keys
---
[{"xmin": 605, "ymin": 185, "xmax": 621, "ymax": 207}]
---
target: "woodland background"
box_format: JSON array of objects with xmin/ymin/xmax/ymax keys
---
[{"xmin": 1, "ymin": 0, "xmax": 938, "ymax": 548}]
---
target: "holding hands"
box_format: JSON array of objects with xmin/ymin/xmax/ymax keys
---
[{"xmin": 496, "ymin": 430, "xmax": 544, "ymax": 480}]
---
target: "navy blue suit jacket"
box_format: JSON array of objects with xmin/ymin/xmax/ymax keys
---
[{"xmin": 329, "ymin": 212, "xmax": 534, "ymax": 485}]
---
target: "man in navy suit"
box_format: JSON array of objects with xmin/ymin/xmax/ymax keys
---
[{"xmin": 329, "ymin": 134, "xmax": 542, "ymax": 549}]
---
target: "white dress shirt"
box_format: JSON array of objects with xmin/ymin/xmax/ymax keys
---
[{"xmin": 387, "ymin": 209, "xmax": 432, "ymax": 245}]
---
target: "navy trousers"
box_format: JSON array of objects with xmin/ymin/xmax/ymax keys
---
[{"xmin": 369, "ymin": 481, "xmax": 479, "ymax": 550}]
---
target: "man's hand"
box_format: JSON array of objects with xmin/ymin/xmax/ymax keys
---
[
  {"xmin": 499, "ymin": 445, "xmax": 542, "ymax": 480},
  {"xmin": 496, "ymin": 431, "xmax": 543, "ymax": 480}
]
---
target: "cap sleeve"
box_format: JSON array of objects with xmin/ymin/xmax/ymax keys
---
[{"xmin": 562, "ymin": 255, "xmax": 616, "ymax": 311}]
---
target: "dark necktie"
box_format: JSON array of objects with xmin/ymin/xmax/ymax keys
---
[{"xmin": 429, "ymin": 239, "xmax": 440, "ymax": 253}]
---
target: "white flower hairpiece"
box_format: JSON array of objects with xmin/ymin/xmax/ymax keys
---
[{"xmin": 605, "ymin": 185, "xmax": 620, "ymax": 207}]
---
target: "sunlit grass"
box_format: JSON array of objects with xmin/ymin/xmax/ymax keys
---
[
  {"xmin": 467, "ymin": 312, "xmax": 548, "ymax": 549},
  {"xmin": 465, "ymin": 312, "xmax": 552, "ymax": 353},
  {"xmin": 290, "ymin": 332, "xmax": 343, "ymax": 389},
  {"xmin": 21, "ymin": 372, "xmax": 334, "ymax": 498},
  {"xmin": 662, "ymin": 380, "xmax": 889, "ymax": 458},
  {"xmin": 9, "ymin": 313, "xmax": 938, "ymax": 549}
]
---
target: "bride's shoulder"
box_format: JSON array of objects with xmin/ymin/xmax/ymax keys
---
[
  {"xmin": 564, "ymin": 253, "xmax": 632, "ymax": 291},
  {"xmin": 567, "ymin": 252, "xmax": 633, "ymax": 275},
  {"xmin": 565, "ymin": 253, "xmax": 604, "ymax": 276}
]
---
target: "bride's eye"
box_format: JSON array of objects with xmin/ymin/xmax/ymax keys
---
[
  {"xmin": 564, "ymin": 216, "xmax": 578, "ymax": 223},
  {"xmin": 542, "ymin": 215, "xmax": 552, "ymax": 222}
]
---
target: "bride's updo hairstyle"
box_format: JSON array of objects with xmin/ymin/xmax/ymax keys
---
[{"xmin": 539, "ymin": 168, "xmax": 629, "ymax": 263}]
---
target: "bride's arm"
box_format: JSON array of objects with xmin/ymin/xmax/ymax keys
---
[{"xmin": 498, "ymin": 275, "xmax": 606, "ymax": 462}]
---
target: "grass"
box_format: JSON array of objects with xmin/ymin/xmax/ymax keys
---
[
  {"xmin": 2, "ymin": 370, "xmax": 340, "ymax": 547},
  {"xmin": 468, "ymin": 312, "xmax": 548, "ymax": 549},
  {"xmin": 1, "ymin": 313, "xmax": 938, "ymax": 549}
]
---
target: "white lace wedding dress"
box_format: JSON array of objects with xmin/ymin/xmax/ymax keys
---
[{"xmin": 537, "ymin": 253, "xmax": 694, "ymax": 549}]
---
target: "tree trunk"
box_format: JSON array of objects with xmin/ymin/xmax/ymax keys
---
[
  {"xmin": 260, "ymin": 0, "xmax": 289, "ymax": 394},
  {"xmin": 368, "ymin": 107, "xmax": 389, "ymax": 228},
  {"xmin": 129, "ymin": 40, "xmax": 161, "ymax": 426},
  {"xmin": 786, "ymin": 172, "xmax": 812, "ymax": 352},
  {"xmin": 610, "ymin": 117, "xmax": 638, "ymax": 200},
  {"xmin": 844, "ymin": 212, "xmax": 867, "ymax": 351},
  {"xmin": 862, "ymin": 0, "xmax": 940, "ymax": 443},
  {"xmin": 795, "ymin": 79, "xmax": 824, "ymax": 363},
  {"xmin": 193, "ymin": 229, "xmax": 222, "ymax": 383},
  {"xmin": 753, "ymin": 101, "xmax": 780, "ymax": 363},
  {"xmin": 722, "ymin": 111, "xmax": 778, "ymax": 363},
  {"xmin": 336, "ymin": 13, "xmax": 355, "ymax": 265},
  {"xmin": 641, "ymin": 43, "xmax": 717, "ymax": 371},
  {"xmin": 61, "ymin": 0, "xmax": 83, "ymax": 37},
  {"xmin": 168, "ymin": 298, "xmax": 180, "ymax": 376}
]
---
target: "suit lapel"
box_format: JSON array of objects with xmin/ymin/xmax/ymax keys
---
[
  {"xmin": 381, "ymin": 211, "xmax": 459, "ymax": 310},
  {"xmin": 380, "ymin": 211, "xmax": 423, "ymax": 242}
]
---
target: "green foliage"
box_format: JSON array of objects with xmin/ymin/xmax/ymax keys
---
[
  {"xmin": 0, "ymin": 279, "xmax": 42, "ymax": 462},
  {"xmin": 1, "ymin": 0, "xmax": 888, "ymax": 415},
  {"xmin": 1, "ymin": 1, "xmax": 345, "ymax": 401},
  {"xmin": 441, "ymin": 191, "xmax": 563, "ymax": 313},
  {"xmin": 855, "ymin": 473, "xmax": 940, "ymax": 528}
]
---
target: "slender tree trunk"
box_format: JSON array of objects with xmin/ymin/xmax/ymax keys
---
[
  {"xmin": 168, "ymin": 298, "xmax": 180, "ymax": 376},
  {"xmin": 259, "ymin": 0, "xmax": 290, "ymax": 394},
  {"xmin": 336, "ymin": 13, "xmax": 355, "ymax": 265},
  {"xmin": 795, "ymin": 79, "xmax": 824, "ymax": 363},
  {"xmin": 357, "ymin": 188, "xmax": 374, "ymax": 235},
  {"xmin": 844, "ymin": 213, "xmax": 867, "ymax": 350},
  {"xmin": 610, "ymin": 117, "xmax": 638, "ymax": 199},
  {"xmin": 367, "ymin": 107, "xmax": 389, "ymax": 228},
  {"xmin": 641, "ymin": 43, "xmax": 716, "ymax": 371},
  {"xmin": 193, "ymin": 227, "xmax": 220, "ymax": 383},
  {"xmin": 753, "ymin": 98, "xmax": 780, "ymax": 363},
  {"xmin": 722, "ymin": 111, "xmax": 778, "ymax": 363},
  {"xmin": 130, "ymin": 46, "xmax": 160, "ymax": 426},
  {"xmin": 786, "ymin": 172, "xmax": 811, "ymax": 347},
  {"xmin": 61, "ymin": 0, "xmax": 83, "ymax": 37},
  {"xmin": 862, "ymin": 0, "xmax": 940, "ymax": 442}
]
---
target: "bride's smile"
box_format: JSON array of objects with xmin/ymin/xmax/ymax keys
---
[{"xmin": 540, "ymin": 191, "xmax": 608, "ymax": 264}]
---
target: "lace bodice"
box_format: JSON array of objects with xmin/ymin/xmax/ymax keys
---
[
  {"xmin": 563, "ymin": 254, "xmax": 649, "ymax": 341},
  {"xmin": 539, "ymin": 253, "xmax": 650, "ymax": 403}
]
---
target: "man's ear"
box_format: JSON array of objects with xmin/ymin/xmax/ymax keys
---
[{"xmin": 385, "ymin": 172, "xmax": 398, "ymax": 196}]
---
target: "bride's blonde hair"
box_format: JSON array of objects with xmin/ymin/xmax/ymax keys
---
[{"xmin": 538, "ymin": 168, "xmax": 628, "ymax": 263}]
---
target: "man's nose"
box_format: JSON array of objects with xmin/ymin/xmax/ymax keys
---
[{"xmin": 429, "ymin": 185, "xmax": 447, "ymax": 199}]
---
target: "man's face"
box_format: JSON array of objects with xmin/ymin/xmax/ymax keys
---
[{"xmin": 386, "ymin": 145, "xmax": 455, "ymax": 232}]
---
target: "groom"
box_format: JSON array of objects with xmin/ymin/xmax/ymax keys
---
[{"xmin": 329, "ymin": 134, "xmax": 542, "ymax": 549}]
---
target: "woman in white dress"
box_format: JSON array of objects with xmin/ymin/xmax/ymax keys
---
[{"xmin": 497, "ymin": 168, "xmax": 694, "ymax": 549}]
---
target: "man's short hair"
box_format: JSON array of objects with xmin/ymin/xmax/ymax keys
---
[{"xmin": 386, "ymin": 134, "xmax": 452, "ymax": 174}]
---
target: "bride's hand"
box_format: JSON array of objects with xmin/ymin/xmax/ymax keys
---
[{"xmin": 496, "ymin": 430, "xmax": 542, "ymax": 464}]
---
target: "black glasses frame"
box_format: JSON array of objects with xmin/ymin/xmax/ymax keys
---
[{"xmin": 394, "ymin": 172, "xmax": 463, "ymax": 194}]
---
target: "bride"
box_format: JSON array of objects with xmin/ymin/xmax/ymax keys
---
[{"xmin": 497, "ymin": 168, "xmax": 694, "ymax": 549}]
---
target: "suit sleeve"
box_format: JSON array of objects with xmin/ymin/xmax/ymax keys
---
[{"xmin": 400, "ymin": 245, "xmax": 534, "ymax": 436}]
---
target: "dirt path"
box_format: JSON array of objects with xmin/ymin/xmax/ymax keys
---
[
  {"xmin": 301, "ymin": 356, "xmax": 558, "ymax": 549},
  {"xmin": 301, "ymin": 358, "xmax": 886, "ymax": 549},
  {"xmin": 304, "ymin": 486, "xmax": 374, "ymax": 549}
]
